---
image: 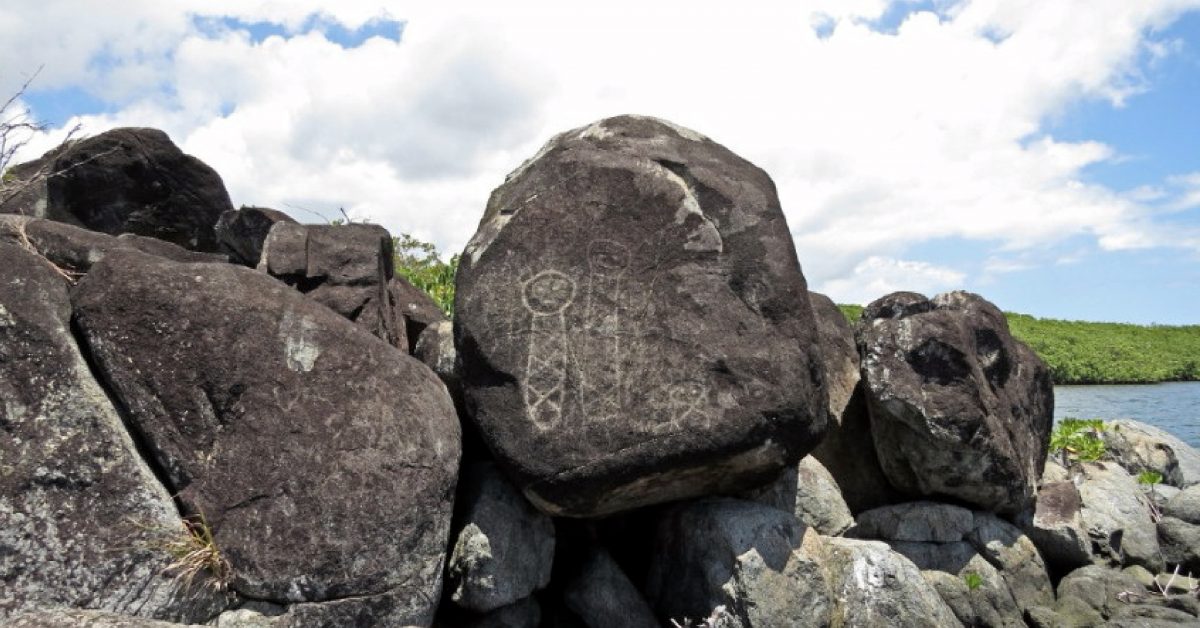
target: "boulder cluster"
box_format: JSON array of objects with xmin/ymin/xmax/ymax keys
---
[{"xmin": 2, "ymin": 118, "xmax": 1198, "ymax": 628}]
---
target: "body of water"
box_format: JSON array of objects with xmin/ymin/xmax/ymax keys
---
[{"xmin": 1054, "ymin": 382, "xmax": 1200, "ymax": 448}]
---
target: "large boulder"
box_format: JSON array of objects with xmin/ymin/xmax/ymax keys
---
[
  {"xmin": 858, "ymin": 291, "xmax": 1054, "ymax": 515},
  {"xmin": 258, "ymin": 222, "xmax": 407, "ymax": 350},
  {"xmin": 215, "ymin": 206, "xmax": 297, "ymax": 266},
  {"xmin": 0, "ymin": 243, "xmax": 224, "ymax": 622},
  {"xmin": 3, "ymin": 128, "xmax": 233, "ymax": 251},
  {"xmin": 821, "ymin": 537, "xmax": 962, "ymax": 627},
  {"xmin": 644, "ymin": 498, "xmax": 833, "ymax": 628},
  {"xmin": 455, "ymin": 115, "xmax": 828, "ymax": 517},
  {"xmin": 1103, "ymin": 419, "xmax": 1200, "ymax": 489},
  {"xmin": 71, "ymin": 249, "xmax": 461, "ymax": 626},
  {"xmin": 1075, "ymin": 462, "xmax": 1162, "ymax": 571},
  {"xmin": 807, "ymin": 292, "xmax": 895, "ymax": 514},
  {"xmin": 446, "ymin": 462, "xmax": 556, "ymax": 613}
]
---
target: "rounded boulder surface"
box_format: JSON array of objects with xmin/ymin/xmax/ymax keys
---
[
  {"xmin": 858, "ymin": 290, "xmax": 1054, "ymax": 515},
  {"xmin": 42, "ymin": 127, "xmax": 234, "ymax": 251},
  {"xmin": 70, "ymin": 249, "xmax": 460, "ymax": 626},
  {"xmin": 455, "ymin": 115, "xmax": 827, "ymax": 517}
]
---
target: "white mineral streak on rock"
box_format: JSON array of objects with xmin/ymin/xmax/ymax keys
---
[{"xmin": 279, "ymin": 309, "xmax": 320, "ymax": 372}]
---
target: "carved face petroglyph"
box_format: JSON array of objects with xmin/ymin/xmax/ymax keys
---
[
  {"xmin": 522, "ymin": 270, "xmax": 576, "ymax": 315},
  {"xmin": 587, "ymin": 239, "xmax": 630, "ymax": 273}
]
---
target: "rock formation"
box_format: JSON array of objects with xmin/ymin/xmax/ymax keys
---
[
  {"xmin": 858, "ymin": 290, "xmax": 1054, "ymax": 515},
  {"xmin": 455, "ymin": 115, "xmax": 828, "ymax": 517}
]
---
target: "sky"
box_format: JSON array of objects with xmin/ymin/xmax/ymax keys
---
[{"xmin": 3, "ymin": 1, "xmax": 1199, "ymax": 324}]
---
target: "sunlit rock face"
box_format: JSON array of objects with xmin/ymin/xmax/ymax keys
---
[{"xmin": 455, "ymin": 115, "xmax": 828, "ymax": 517}]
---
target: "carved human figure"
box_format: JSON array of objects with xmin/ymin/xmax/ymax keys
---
[
  {"xmin": 581, "ymin": 239, "xmax": 630, "ymax": 422},
  {"xmin": 670, "ymin": 380, "xmax": 711, "ymax": 428},
  {"xmin": 521, "ymin": 270, "xmax": 576, "ymax": 430}
]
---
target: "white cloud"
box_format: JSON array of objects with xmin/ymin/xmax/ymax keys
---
[
  {"xmin": 4, "ymin": 0, "xmax": 1200, "ymax": 291},
  {"xmin": 821, "ymin": 256, "xmax": 966, "ymax": 305}
]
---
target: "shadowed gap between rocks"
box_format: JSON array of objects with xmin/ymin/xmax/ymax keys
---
[{"xmin": 68, "ymin": 314, "xmax": 188, "ymax": 517}]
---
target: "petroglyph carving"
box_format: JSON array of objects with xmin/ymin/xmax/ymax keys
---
[
  {"xmin": 518, "ymin": 242, "xmax": 724, "ymax": 433},
  {"xmin": 521, "ymin": 270, "xmax": 575, "ymax": 429},
  {"xmin": 581, "ymin": 240, "xmax": 630, "ymax": 422}
]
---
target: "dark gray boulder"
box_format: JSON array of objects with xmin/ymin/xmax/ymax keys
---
[
  {"xmin": 455, "ymin": 115, "xmax": 828, "ymax": 517},
  {"xmin": 807, "ymin": 292, "xmax": 895, "ymax": 514},
  {"xmin": 0, "ymin": 243, "xmax": 225, "ymax": 622},
  {"xmin": 258, "ymin": 222, "xmax": 407, "ymax": 350},
  {"xmin": 71, "ymin": 249, "xmax": 460, "ymax": 626},
  {"xmin": 415, "ymin": 320, "xmax": 459, "ymax": 395},
  {"xmin": 4, "ymin": 128, "xmax": 233, "ymax": 251},
  {"xmin": 0, "ymin": 215, "xmax": 225, "ymax": 277},
  {"xmin": 447, "ymin": 462, "xmax": 555, "ymax": 613},
  {"xmin": 644, "ymin": 498, "xmax": 833, "ymax": 627},
  {"xmin": 215, "ymin": 207, "xmax": 297, "ymax": 266},
  {"xmin": 858, "ymin": 290, "xmax": 1054, "ymax": 515},
  {"xmin": 562, "ymin": 548, "xmax": 659, "ymax": 628}
]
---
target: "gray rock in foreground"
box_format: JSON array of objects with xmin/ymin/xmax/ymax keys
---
[
  {"xmin": 447, "ymin": 462, "xmax": 555, "ymax": 613},
  {"xmin": 71, "ymin": 249, "xmax": 460, "ymax": 626},
  {"xmin": 645, "ymin": 498, "xmax": 833, "ymax": 627},
  {"xmin": 0, "ymin": 242, "xmax": 226, "ymax": 622},
  {"xmin": 858, "ymin": 291, "xmax": 1054, "ymax": 515},
  {"xmin": 742, "ymin": 455, "xmax": 854, "ymax": 536},
  {"xmin": 456, "ymin": 115, "xmax": 828, "ymax": 517},
  {"xmin": 822, "ymin": 537, "xmax": 962, "ymax": 627}
]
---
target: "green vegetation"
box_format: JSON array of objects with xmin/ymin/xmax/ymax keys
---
[
  {"xmin": 838, "ymin": 303, "xmax": 863, "ymax": 322},
  {"xmin": 1049, "ymin": 418, "xmax": 1107, "ymax": 465},
  {"xmin": 1006, "ymin": 313, "xmax": 1200, "ymax": 385},
  {"xmin": 393, "ymin": 233, "xmax": 458, "ymax": 316},
  {"xmin": 837, "ymin": 304, "xmax": 1200, "ymax": 385},
  {"xmin": 963, "ymin": 572, "xmax": 984, "ymax": 591},
  {"xmin": 1137, "ymin": 470, "xmax": 1164, "ymax": 486}
]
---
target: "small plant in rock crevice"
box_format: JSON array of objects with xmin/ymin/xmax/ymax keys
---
[
  {"xmin": 1049, "ymin": 417, "xmax": 1107, "ymax": 466},
  {"xmin": 963, "ymin": 572, "xmax": 984, "ymax": 591},
  {"xmin": 162, "ymin": 511, "xmax": 233, "ymax": 593}
]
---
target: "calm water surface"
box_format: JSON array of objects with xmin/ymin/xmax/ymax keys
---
[{"xmin": 1054, "ymin": 382, "xmax": 1200, "ymax": 447}]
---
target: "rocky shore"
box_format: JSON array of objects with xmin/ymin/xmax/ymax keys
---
[{"xmin": 3, "ymin": 117, "xmax": 1199, "ymax": 627}]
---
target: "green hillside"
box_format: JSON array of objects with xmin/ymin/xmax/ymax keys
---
[{"xmin": 837, "ymin": 304, "xmax": 1200, "ymax": 385}]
